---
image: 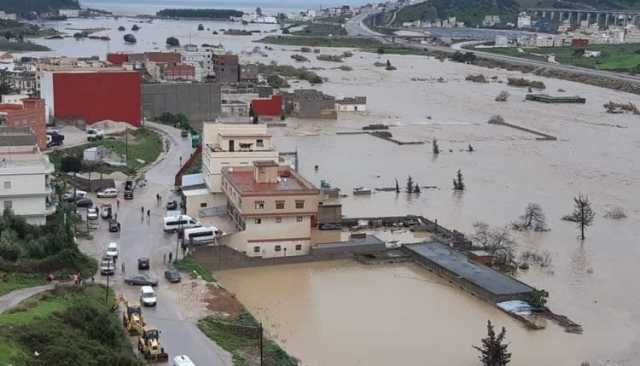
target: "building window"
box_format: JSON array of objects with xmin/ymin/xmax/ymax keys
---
[
  {"xmin": 3, "ymin": 181, "xmax": 10, "ymax": 189},
  {"xmin": 255, "ymin": 218, "xmax": 262, "ymax": 224},
  {"xmin": 255, "ymin": 200, "xmax": 265, "ymax": 209},
  {"xmin": 253, "ymin": 246, "xmax": 260, "ymax": 253},
  {"xmin": 256, "ymin": 139, "xmax": 264, "ymax": 147},
  {"xmin": 276, "ymin": 200, "xmax": 285, "ymax": 209},
  {"xmin": 275, "ymin": 245, "xmax": 282, "ymax": 252},
  {"xmin": 200, "ymin": 202, "xmax": 208, "ymax": 208},
  {"xmin": 295, "ymin": 200, "xmax": 304, "ymax": 209},
  {"xmin": 3, "ymin": 201, "xmax": 12, "ymax": 210},
  {"xmin": 296, "ymin": 216, "xmax": 303, "ymax": 222},
  {"xmin": 275, "ymin": 217, "xmax": 282, "ymax": 223},
  {"xmin": 295, "ymin": 244, "xmax": 302, "ymax": 251}
]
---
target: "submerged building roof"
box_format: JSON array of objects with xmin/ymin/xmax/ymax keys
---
[{"xmin": 405, "ymin": 241, "xmax": 535, "ymax": 297}]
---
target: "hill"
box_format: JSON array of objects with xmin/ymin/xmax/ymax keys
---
[
  {"xmin": 0, "ymin": 0, "xmax": 80, "ymax": 15},
  {"xmin": 389, "ymin": 0, "xmax": 640, "ymax": 27}
]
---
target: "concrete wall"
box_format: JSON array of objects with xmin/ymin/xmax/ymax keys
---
[{"xmin": 142, "ymin": 83, "xmax": 221, "ymax": 124}]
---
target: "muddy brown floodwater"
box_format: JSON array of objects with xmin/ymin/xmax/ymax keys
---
[{"xmin": 217, "ymin": 48, "xmax": 640, "ymax": 366}]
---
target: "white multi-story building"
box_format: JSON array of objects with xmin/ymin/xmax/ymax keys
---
[
  {"xmin": 59, "ymin": 9, "xmax": 80, "ymax": 18},
  {"xmin": 0, "ymin": 11, "xmax": 17, "ymax": 20},
  {"xmin": 517, "ymin": 13, "xmax": 531, "ymax": 29},
  {"xmin": 0, "ymin": 127, "xmax": 55, "ymax": 225},
  {"xmin": 179, "ymin": 46, "xmax": 214, "ymax": 81},
  {"xmin": 201, "ymin": 120, "xmax": 279, "ymax": 205}
]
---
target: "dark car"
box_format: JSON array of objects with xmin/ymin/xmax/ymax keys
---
[
  {"xmin": 108, "ymin": 219, "xmax": 121, "ymax": 233},
  {"xmin": 46, "ymin": 132, "xmax": 64, "ymax": 148},
  {"xmin": 180, "ymin": 130, "xmax": 189, "ymax": 138},
  {"xmin": 164, "ymin": 270, "xmax": 182, "ymax": 283},
  {"xmin": 76, "ymin": 198, "xmax": 93, "ymax": 208},
  {"xmin": 138, "ymin": 257, "xmax": 150, "ymax": 270},
  {"xmin": 124, "ymin": 274, "xmax": 158, "ymax": 286},
  {"xmin": 166, "ymin": 200, "xmax": 178, "ymax": 210}
]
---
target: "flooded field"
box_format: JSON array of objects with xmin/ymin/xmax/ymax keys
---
[{"xmin": 31, "ymin": 19, "xmax": 640, "ymax": 365}]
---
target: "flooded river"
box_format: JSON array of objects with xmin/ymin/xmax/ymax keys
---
[{"xmin": 29, "ymin": 18, "xmax": 640, "ymax": 365}]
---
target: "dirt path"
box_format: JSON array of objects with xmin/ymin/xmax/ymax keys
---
[{"xmin": 0, "ymin": 284, "xmax": 54, "ymax": 314}]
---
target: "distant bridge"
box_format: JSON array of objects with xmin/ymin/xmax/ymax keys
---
[{"xmin": 526, "ymin": 8, "xmax": 640, "ymax": 26}]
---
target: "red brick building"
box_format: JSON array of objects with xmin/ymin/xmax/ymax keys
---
[
  {"xmin": 107, "ymin": 53, "xmax": 129, "ymax": 65},
  {"xmin": 251, "ymin": 95, "xmax": 283, "ymax": 117},
  {"xmin": 145, "ymin": 52, "xmax": 181, "ymax": 64},
  {"xmin": 0, "ymin": 98, "xmax": 47, "ymax": 150},
  {"xmin": 40, "ymin": 70, "xmax": 142, "ymax": 127},
  {"xmin": 165, "ymin": 64, "xmax": 195, "ymax": 81},
  {"xmin": 571, "ymin": 38, "xmax": 589, "ymax": 48}
]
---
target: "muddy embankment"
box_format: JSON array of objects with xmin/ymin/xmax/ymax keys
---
[{"xmin": 428, "ymin": 49, "xmax": 640, "ymax": 95}]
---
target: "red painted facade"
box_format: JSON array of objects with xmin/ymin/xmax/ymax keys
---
[
  {"xmin": 53, "ymin": 71, "xmax": 142, "ymax": 127},
  {"xmin": 251, "ymin": 95, "xmax": 283, "ymax": 117},
  {"xmin": 107, "ymin": 53, "xmax": 129, "ymax": 65},
  {"xmin": 0, "ymin": 98, "xmax": 47, "ymax": 150},
  {"xmin": 572, "ymin": 39, "xmax": 589, "ymax": 48}
]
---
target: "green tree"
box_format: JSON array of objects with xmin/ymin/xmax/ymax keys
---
[
  {"xmin": 529, "ymin": 289, "xmax": 549, "ymax": 308},
  {"xmin": 453, "ymin": 169, "xmax": 465, "ymax": 191},
  {"xmin": 474, "ymin": 320, "xmax": 511, "ymax": 366},
  {"xmin": 565, "ymin": 194, "xmax": 595, "ymax": 240},
  {"xmin": 166, "ymin": 36, "xmax": 180, "ymax": 47},
  {"xmin": 406, "ymin": 176, "xmax": 413, "ymax": 193},
  {"xmin": 60, "ymin": 156, "xmax": 81, "ymax": 173}
]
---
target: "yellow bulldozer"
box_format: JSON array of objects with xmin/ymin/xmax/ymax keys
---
[
  {"xmin": 137, "ymin": 327, "xmax": 169, "ymax": 362},
  {"xmin": 122, "ymin": 301, "xmax": 145, "ymax": 336}
]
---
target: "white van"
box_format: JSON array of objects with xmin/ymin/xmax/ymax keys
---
[
  {"xmin": 140, "ymin": 286, "xmax": 157, "ymax": 307},
  {"xmin": 183, "ymin": 226, "xmax": 219, "ymax": 246},
  {"xmin": 173, "ymin": 355, "xmax": 196, "ymax": 366},
  {"xmin": 163, "ymin": 215, "xmax": 201, "ymax": 233}
]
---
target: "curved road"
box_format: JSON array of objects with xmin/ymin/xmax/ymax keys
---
[
  {"xmin": 0, "ymin": 284, "xmax": 54, "ymax": 314},
  {"xmin": 347, "ymin": 9, "xmax": 640, "ymax": 85},
  {"xmin": 82, "ymin": 122, "xmax": 232, "ymax": 366}
]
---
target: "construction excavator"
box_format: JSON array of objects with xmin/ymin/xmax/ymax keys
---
[
  {"xmin": 122, "ymin": 300, "xmax": 145, "ymax": 336},
  {"xmin": 137, "ymin": 327, "xmax": 169, "ymax": 362}
]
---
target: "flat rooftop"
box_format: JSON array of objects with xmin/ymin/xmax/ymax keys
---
[
  {"xmin": 405, "ymin": 241, "xmax": 535, "ymax": 297},
  {"xmin": 223, "ymin": 166, "xmax": 318, "ymax": 196}
]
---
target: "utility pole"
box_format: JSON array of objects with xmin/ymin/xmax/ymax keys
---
[
  {"xmin": 175, "ymin": 218, "xmax": 182, "ymax": 262},
  {"xmin": 259, "ymin": 322, "xmax": 263, "ymax": 366},
  {"xmin": 124, "ymin": 127, "xmax": 128, "ymax": 166},
  {"xmin": 105, "ymin": 273, "xmax": 110, "ymax": 304}
]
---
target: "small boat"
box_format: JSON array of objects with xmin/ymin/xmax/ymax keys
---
[
  {"xmin": 353, "ymin": 187, "xmax": 372, "ymax": 196},
  {"xmin": 124, "ymin": 34, "xmax": 136, "ymax": 43}
]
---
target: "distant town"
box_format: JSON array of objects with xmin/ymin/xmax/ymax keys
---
[{"xmin": 0, "ymin": 0, "xmax": 639, "ymax": 365}]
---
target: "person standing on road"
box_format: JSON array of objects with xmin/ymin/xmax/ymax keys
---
[
  {"xmin": 179, "ymin": 156, "xmax": 183, "ymax": 166},
  {"xmin": 121, "ymin": 262, "xmax": 125, "ymax": 274},
  {"xmin": 141, "ymin": 206, "xmax": 144, "ymax": 215},
  {"xmin": 147, "ymin": 209, "xmax": 150, "ymax": 219},
  {"xmin": 163, "ymin": 253, "xmax": 166, "ymax": 264},
  {"xmin": 116, "ymin": 199, "xmax": 120, "ymax": 209},
  {"xmin": 168, "ymin": 252, "xmax": 173, "ymax": 263}
]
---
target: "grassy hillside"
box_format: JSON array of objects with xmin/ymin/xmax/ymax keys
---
[{"xmin": 391, "ymin": 0, "xmax": 640, "ymax": 26}]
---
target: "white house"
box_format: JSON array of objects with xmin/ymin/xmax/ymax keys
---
[
  {"xmin": 59, "ymin": 9, "xmax": 80, "ymax": 18},
  {"xmin": 0, "ymin": 127, "xmax": 55, "ymax": 225},
  {"xmin": 0, "ymin": 11, "xmax": 17, "ymax": 20},
  {"xmin": 517, "ymin": 13, "xmax": 531, "ymax": 29},
  {"xmin": 335, "ymin": 96, "xmax": 367, "ymax": 112}
]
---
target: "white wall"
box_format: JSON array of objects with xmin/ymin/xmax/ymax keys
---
[{"xmin": 39, "ymin": 71, "xmax": 54, "ymax": 123}]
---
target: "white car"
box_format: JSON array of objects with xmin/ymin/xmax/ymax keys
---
[
  {"xmin": 63, "ymin": 190, "xmax": 87, "ymax": 202},
  {"xmin": 140, "ymin": 286, "xmax": 157, "ymax": 307},
  {"xmin": 173, "ymin": 355, "xmax": 196, "ymax": 366},
  {"xmin": 87, "ymin": 128, "xmax": 104, "ymax": 141},
  {"xmin": 106, "ymin": 242, "xmax": 119, "ymax": 259},
  {"xmin": 96, "ymin": 188, "xmax": 118, "ymax": 198},
  {"xmin": 87, "ymin": 207, "xmax": 98, "ymax": 220}
]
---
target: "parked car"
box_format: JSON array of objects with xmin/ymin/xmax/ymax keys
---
[
  {"xmin": 101, "ymin": 204, "xmax": 112, "ymax": 219},
  {"xmin": 164, "ymin": 270, "xmax": 182, "ymax": 283},
  {"xmin": 76, "ymin": 198, "xmax": 93, "ymax": 208},
  {"xmin": 166, "ymin": 200, "xmax": 178, "ymax": 210},
  {"xmin": 140, "ymin": 286, "xmax": 157, "ymax": 307},
  {"xmin": 46, "ymin": 132, "xmax": 64, "ymax": 148},
  {"xmin": 87, "ymin": 207, "xmax": 99, "ymax": 220},
  {"xmin": 108, "ymin": 219, "xmax": 121, "ymax": 232},
  {"xmin": 124, "ymin": 180, "xmax": 134, "ymax": 200},
  {"xmin": 124, "ymin": 274, "xmax": 158, "ymax": 286},
  {"xmin": 106, "ymin": 242, "xmax": 119, "ymax": 259},
  {"xmin": 100, "ymin": 257, "xmax": 114, "ymax": 276},
  {"xmin": 180, "ymin": 130, "xmax": 189, "ymax": 138},
  {"xmin": 63, "ymin": 190, "xmax": 88, "ymax": 202},
  {"xmin": 97, "ymin": 187, "xmax": 118, "ymax": 198},
  {"xmin": 173, "ymin": 355, "xmax": 196, "ymax": 366},
  {"xmin": 138, "ymin": 257, "xmax": 150, "ymax": 270},
  {"xmin": 87, "ymin": 128, "xmax": 104, "ymax": 141}
]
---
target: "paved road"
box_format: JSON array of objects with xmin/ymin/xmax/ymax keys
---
[
  {"xmin": 348, "ymin": 9, "xmax": 640, "ymax": 86},
  {"xmin": 0, "ymin": 284, "xmax": 54, "ymax": 314},
  {"xmin": 82, "ymin": 121, "xmax": 232, "ymax": 366}
]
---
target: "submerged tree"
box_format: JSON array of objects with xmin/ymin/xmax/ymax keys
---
[
  {"xmin": 513, "ymin": 203, "xmax": 548, "ymax": 232},
  {"xmin": 468, "ymin": 144, "xmax": 474, "ymax": 152},
  {"xmin": 395, "ymin": 179, "xmax": 400, "ymax": 193},
  {"xmin": 474, "ymin": 320, "xmax": 512, "ymax": 366},
  {"xmin": 453, "ymin": 169, "xmax": 465, "ymax": 191},
  {"xmin": 406, "ymin": 176, "xmax": 414, "ymax": 194},
  {"xmin": 414, "ymin": 183, "xmax": 421, "ymax": 194},
  {"xmin": 432, "ymin": 139, "xmax": 440, "ymax": 155},
  {"xmin": 564, "ymin": 194, "xmax": 595, "ymax": 240},
  {"xmin": 472, "ymin": 222, "xmax": 516, "ymax": 265}
]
